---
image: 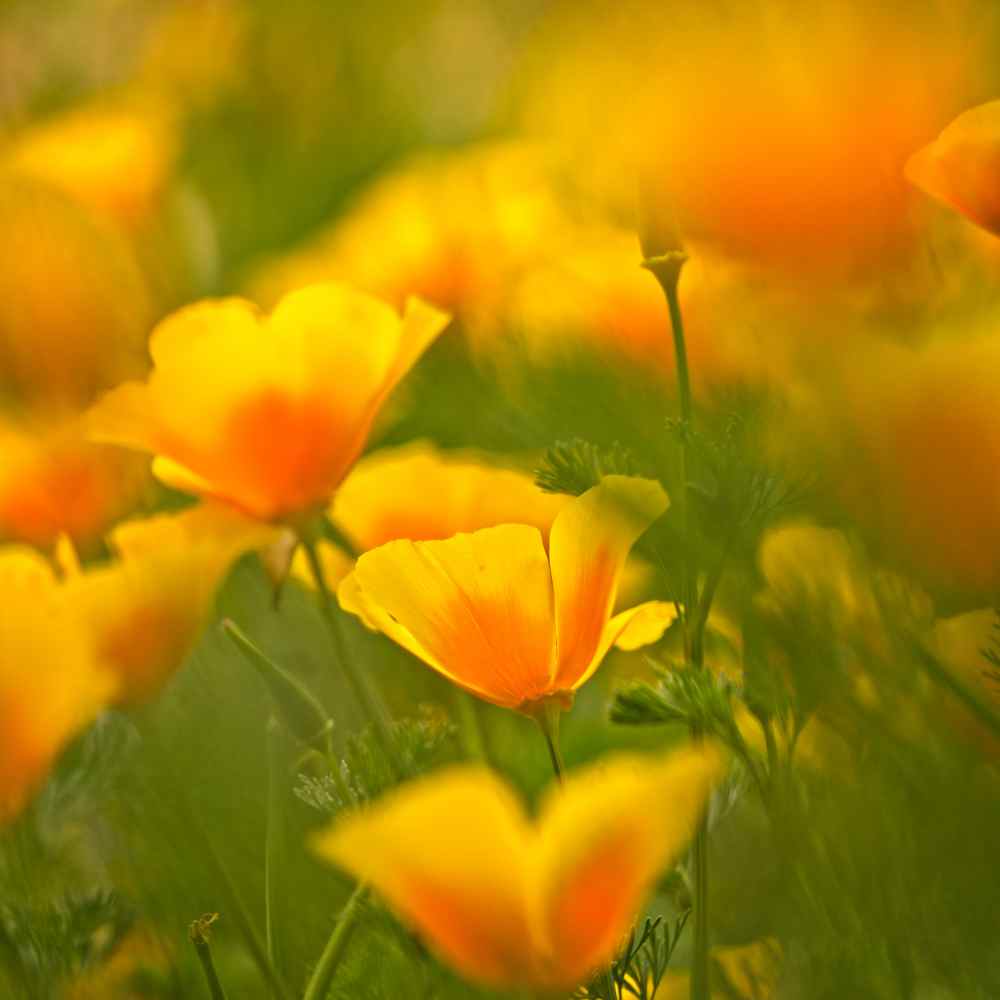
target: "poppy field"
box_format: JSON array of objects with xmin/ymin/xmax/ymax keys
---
[{"xmin": 1, "ymin": 2, "xmax": 999, "ymax": 998}]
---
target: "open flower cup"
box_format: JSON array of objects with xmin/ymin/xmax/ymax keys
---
[
  {"xmin": 88, "ymin": 282, "xmax": 450, "ymax": 525},
  {"xmin": 338, "ymin": 474, "xmax": 669, "ymax": 716}
]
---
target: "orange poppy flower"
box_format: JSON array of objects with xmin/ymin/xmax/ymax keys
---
[
  {"xmin": 4, "ymin": 102, "xmax": 178, "ymax": 230},
  {"xmin": 0, "ymin": 175, "xmax": 151, "ymax": 412},
  {"xmin": 313, "ymin": 743, "xmax": 724, "ymax": 991},
  {"xmin": 0, "ymin": 417, "xmax": 147, "ymax": 555},
  {"xmin": 88, "ymin": 283, "xmax": 450, "ymax": 523},
  {"xmin": 906, "ymin": 99, "xmax": 1000, "ymax": 237},
  {"xmin": 338, "ymin": 475, "xmax": 668, "ymax": 712},
  {"xmin": 64, "ymin": 504, "xmax": 276, "ymax": 705},
  {"xmin": 285, "ymin": 440, "xmax": 568, "ymax": 587},
  {"xmin": 0, "ymin": 548, "xmax": 112, "ymax": 823}
]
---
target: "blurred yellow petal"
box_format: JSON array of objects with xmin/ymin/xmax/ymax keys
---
[
  {"xmin": 88, "ymin": 283, "xmax": 449, "ymax": 522},
  {"xmin": 906, "ymin": 100, "xmax": 1000, "ymax": 237},
  {"xmin": 4, "ymin": 102, "xmax": 177, "ymax": 228},
  {"xmin": 314, "ymin": 745, "xmax": 725, "ymax": 991},
  {"xmin": 0, "ymin": 548, "xmax": 112, "ymax": 822},
  {"xmin": 0, "ymin": 416, "xmax": 147, "ymax": 553},
  {"xmin": 65, "ymin": 504, "xmax": 274, "ymax": 704},
  {"xmin": 0, "ymin": 175, "xmax": 151, "ymax": 411},
  {"xmin": 655, "ymin": 938, "xmax": 781, "ymax": 998},
  {"xmin": 345, "ymin": 526, "xmax": 556, "ymax": 708},
  {"xmin": 549, "ymin": 476, "xmax": 669, "ymax": 689},
  {"xmin": 312, "ymin": 766, "xmax": 536, "ymax": 988},
  {"xmin": 535, "ymin": 744, "xmax": 726, "ymax": 987}
]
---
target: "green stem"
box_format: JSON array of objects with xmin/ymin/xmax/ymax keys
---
[
  {"xmin": 301, "ymin": 537, "xmax": 402, "ymax": 779},
  {"xmin": 264, "ymin": 718, "xmax": 285, "ymax": 995},
  {"xmin": 452, "ymin": 687, "xmax": 489, "ymax": 763},
  {"xmin": 302, "ymin": 886, "xmax": 367, "ymax": 1000},
  {"xmin": 917, "ymin": 645, "xmax": 1000, "ymax": 740},
  {"xmin": 535, "ymin": 701, "xmax": 565, "ymax": 784},
  {"xmin": 644, "ymin": 249, "xmax": 711, "ymax": 1000},
  {"xmin": 143, "ymin": 723, "xmax": 294, "ymax": 1000},
  {"xmin": 190, "ymin": 915, "xmax": 228, "ymax": 1000}
]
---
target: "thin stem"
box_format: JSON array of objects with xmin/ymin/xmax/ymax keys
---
[
  {"xmin": 644, "ymin": 250, "xmax": 711, "ymax": 1000},
  {"xmin": 190, "ymin": 914, "xmax": 228, "ymax": 1000},
  {"xmin": 301, "ymin": 537, "xmax": 402, "ymax": 779},
  {"xmin": 452, "ymin": 687, "xmax": 489, "ymax": 763},
  {"xmin": 264, "ymin": 718, "xmax": 285, "ymax": 995},
  {"xmin": 535, "ymin": 701, "xmax": 565, "ymax": 784},
  {"xmin": 302, "ymin": 885, "xmax": 367, "ymax": 1000},
  {"xmin": 917, "ymin": 645, "xmax": 1000, "ymax": 740},
  {"xmin": 143, "ymin": 723, "xmax": 294, "ymax": 1000}
]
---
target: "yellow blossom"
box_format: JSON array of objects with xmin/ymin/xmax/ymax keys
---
[
  {"xmin": 0, "ymin": 416, "xmax": 147, "ymax": 554},
  {"xmin": 4, "ymin": 101, "xmax": 178, "ymax": 229},
  {"xmin": 64, "ymin": 505, "xmax": 276, "ymax": 705},
  {"xmin": 339, "ymin": 475, "xmax": 667, "ymax": 711},
  {"xmin": 313, "ymin": 743, "xmax": 725, "ymax": 991},
  {"xmin": 290, "ymin": 440, "xmax": 568, "ymax": 586},
  {"xmin": 88, "ymin": 283, "xmax": 449, "ymax": 523},
  {"xmin": 0, "ymin": 174, "xmax": 151, "ymax": 412},
  {"xmin": 0, "ymin": 548, "xmax": 112, "ymax": 823}
]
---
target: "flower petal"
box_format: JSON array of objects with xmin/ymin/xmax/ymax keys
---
[
  {"xmin": 549, "ymin": 476, "xmax": 668, "ymax": 690},
  {"xmin": 533, "ymin": 744, "xmax": 725, "ymax": 988},
  {"xmin": 312, "ymin": 766, "xmax": 535, "ymax": 989},
  {"xmin": 342, "ymin": 525, "xmax": 555, "ymax": 708}
]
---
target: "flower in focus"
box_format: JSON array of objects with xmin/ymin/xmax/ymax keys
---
[
  {"xmin": 0, "ymin": 175, "xmax": 151, "ymax": 412},
  {"xmin": 64, "ymin": 504, "xmax": 276, "ymax": 705},
  {"xmin": 88, "ymin": 283, "xmax": 450, "ymax": 523},
  {"xmin": 290, "ymin": 440, "xmax": 568, "ymax": 586},
  {"xmin": 313, "ymin": 743, "xmax": 724, "ymax": 991},
  {"xmin": 0, "ymin": 548, "xmax": 112, "ymax": 823},
  {"xmin": 339, "ymin": 475, "xmax": 667, "ymax": 711},
  {"xmin": 0, "ymin": 417, "xmax": 147, "ymax": 555},
  {"xmin": 906, "ymin": 100, "xmax": 1000, "ymax": 237},
  {"xmin": 4, "ymin": 101, "xmax": 178, "ymax": 230}
]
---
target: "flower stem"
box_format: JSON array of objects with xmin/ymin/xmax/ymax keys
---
[
  {"xmin": 535, "ymin": 700, "xmax": 565, "ymax": 784},
  {"xmin": 644, "ymin": 249, "xmax": 711, "ymax": 1000},
  {"xmin": 189, "ymin": 914, "xmax": 228, "ymax": 1000},
  {"xmin": 302, "ymin": 885, "xmax": 367, "ymax": 1000},
  {"xmin": 300, "ymin": 537, "xmax": 402, "ymax": 779},
  {"xmin": 264, "ymin": 717, "xmax": 285, "ymax": 996},
  {"xmin": 452, "ymin": 687, "xmax": 490, "ymax": 763}
]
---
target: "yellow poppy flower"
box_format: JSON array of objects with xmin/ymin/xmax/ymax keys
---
[
  {"xmin": 0, "ymin": 175, "xmax": 151, "ymax": 412},
  {"xmin": 906, "ymin": 100, "xmax": 1000, "ymax": 237},
  {"xmin": 64, "ymin": 505, "xmax": 277, "ymax": 705},
  {"xmin": 0, "ymin": 548, "xmax": 112, "ymax": 823},
  {"xmin": 313, "ymin": 743, "xmax": 724, "ymax": 991},
  {"xmin": 0, "ymin": 416, "xmax": 147, "ymax": 554},
  {"xmin": 289, "ymin": 440, "xmax": 568, "ymax": 586},
  {"xmin": 88, "ymin": 283, "xmax": 450, "ymax": 523},
  {"xmin": 338, "ymin": 475, "xmax": 667, "ymax": 711},
  {"xmin": 4, "ymin": 101, "xmax": 177, "ymax": 229},
  {"xmin": 247, "ymin": 142, "xmax": 566, "ymax": 346}
]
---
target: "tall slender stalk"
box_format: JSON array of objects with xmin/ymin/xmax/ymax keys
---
[
  {"xmin": 302, "ymin": 885, "xmax": 367, "ymax": 1000},
  {"xmin": 264, "ymin": 717, "xmax": 285, "ymax": 995},
  {"xmin": 190, "ymin": 914, "xmax": 229, "ymax": 1000},
  {"xmin": 300, "ymin": 536, "xmax": 401, "ymax": 779},
  {"xmin": 142, "ymin": 721, "xmax": 294, "ymax": 1000},
  {"xmin": 644, "ymin": 249, "xmax": 711, "ymax": 1000}
]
